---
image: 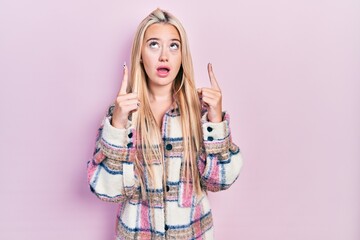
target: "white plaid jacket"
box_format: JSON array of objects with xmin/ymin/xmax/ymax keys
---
[{"xmin": 87, "ymin": 105, "xmax": 243, "ymax": 239}]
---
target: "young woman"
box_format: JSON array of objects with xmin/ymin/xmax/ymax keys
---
[{"xmin": 87, "ymin": 8, "xmax": 243, "ymax": 240}]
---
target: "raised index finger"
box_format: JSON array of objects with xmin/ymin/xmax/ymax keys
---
[
  {"xmin": 118, "ymin": 64, "xmax": 129, "ymax": 95},
  {"xmin": 207, "ymin": 63, "xmax": 221, "ymax": 90}
]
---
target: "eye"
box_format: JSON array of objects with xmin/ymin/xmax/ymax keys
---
[
  {"xmin": 170, "ymin": 42, "xmax": 180, "ymax": 50},
  {"xmin": 149, "ymin": 41, "xmax": 159, "ymax": 49}
]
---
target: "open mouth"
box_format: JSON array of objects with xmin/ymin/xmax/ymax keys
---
[
  {"xmin": 156, "ymin": 66, "xmax": 170, "ymax": 77},
  {"xmin": 157, "ymin": 67, "xmax": 170, "ymax": 73}
]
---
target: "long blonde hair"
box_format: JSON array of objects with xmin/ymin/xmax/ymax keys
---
[{"xmin": 128, "ymin": 8, "xmax": 203, "ymax": 198}]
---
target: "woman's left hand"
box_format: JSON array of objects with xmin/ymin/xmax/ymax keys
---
[{"xmin": 197, "ymin": 63, "xmax": 223, "ymax": 123}]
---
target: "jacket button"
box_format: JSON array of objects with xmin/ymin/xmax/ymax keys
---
[
  {"xmin": 207, "ymin": 136, "xmax": 214, "ymax": 141},
  {"xmin": 207, "ymin": 126, "xmax": 213, "ymax": 132},
  {"xmin": 127, "ymin": 142, "xmax": 133, "ymax": 148},
  {"xmin": 165, "ymin": 144, "xmax": 172, "ymax": 150},
  {"xmin": 166, "ymin": 185, "xmax": 170, "ymax": 192},
  {"xmin": 128, "ymin": 132, "xmax": 133, "ymax": 138}
]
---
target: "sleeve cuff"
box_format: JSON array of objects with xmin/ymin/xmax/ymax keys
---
[
  {"xmin": 201, "ymin": 112, "xmax": 231, "ymax": 155},
  {"xmin": 201, "ymin": 112, "xmax": 230, "ymax": 141},
  {"xmin": 99, "ymin": 117, "xmax": 136, "ymax": 161},
  {"xmin": 101, "ymin": 117, "xmax": 133, "ymax": 147}
]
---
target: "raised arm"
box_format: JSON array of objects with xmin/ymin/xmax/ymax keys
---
[
  {"xmin": 197, "ymin": 63, "xmax": 243, "ymax": 192},
  {"xmin": 87, "ymin": 64, "xmax": 140, "ymax": 202}
]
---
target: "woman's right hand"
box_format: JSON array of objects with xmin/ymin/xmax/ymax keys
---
[{"xmin": 111, "ymin": 64, "xmax": 140, "ymax": 129}]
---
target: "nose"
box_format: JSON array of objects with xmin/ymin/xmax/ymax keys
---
[{"xmin": 159, "ymin": 48, "xmax": 168, "ymax": 62}]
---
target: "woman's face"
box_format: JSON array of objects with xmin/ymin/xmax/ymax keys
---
[{"xmin": 141, "ymin": 23, "xmax": 182, "ymax": 89}]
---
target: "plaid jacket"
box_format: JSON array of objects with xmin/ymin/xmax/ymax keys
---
[{"xmin": 87, "ymin": 105, "xmax": 243, "ymax": 240}]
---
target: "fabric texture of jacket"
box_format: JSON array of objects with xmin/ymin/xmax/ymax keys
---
[{"xmin": 87, "ymin": 105, "xmax": 243, "ymax": 239}]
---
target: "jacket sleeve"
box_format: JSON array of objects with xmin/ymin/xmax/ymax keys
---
[
  {"xmin": 87, "ymin": 106, "xmax": 138, "ymax": 202},
  {"xmin": 197, "ymin": 112, "xmax": 244, "ymax": 192}
]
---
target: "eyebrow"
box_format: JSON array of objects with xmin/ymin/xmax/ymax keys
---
[{"xmin": 146, "ymin": 38, "xmax": 181, "ymax": 43}]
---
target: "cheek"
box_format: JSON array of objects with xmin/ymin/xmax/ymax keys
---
[
  {"xmin": 142, "ymin": 63, "xmax": 153, "ymax": 78},
  {"xmin": 142, "ymin": 51, "xmax": 157, "ymax": 67},
  {"xmin": 172, "ymin": 57, "xmax": 182, "ymax": 78},
  {"xmin": 175, "ymin": 54, "xmax": 182, "ymax": 69},
  {"xmin": 141, "ymin": 56, "xmax": 152, "ymax": 73}
]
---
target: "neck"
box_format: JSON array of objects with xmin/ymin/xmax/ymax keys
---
[{"xmin": 148, "ymin": 84, "xmax": 173, "ymax": 103}]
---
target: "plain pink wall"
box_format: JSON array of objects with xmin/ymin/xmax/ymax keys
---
[{"xmin": 0, "ymin": 0, "xmax": 359, "ymax": 239}]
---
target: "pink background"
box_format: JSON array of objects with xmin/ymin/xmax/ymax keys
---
[{"xmin": 0, "ymin": 0, "xmax": 359, "ymax": 239}]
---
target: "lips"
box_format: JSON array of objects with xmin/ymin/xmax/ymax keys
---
[{"xmin": 156, "ymin": 66, "xmax": 170, "ymax": 77}]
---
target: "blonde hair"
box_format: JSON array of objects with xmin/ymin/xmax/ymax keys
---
[{"xmin": 128, "ymin": 8, "xmax": 203, "ymax": 198}]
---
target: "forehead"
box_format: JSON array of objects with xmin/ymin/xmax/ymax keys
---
[{"xmin": 144, "ymin": 23, "xmax": 180, "ymax": 41}]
